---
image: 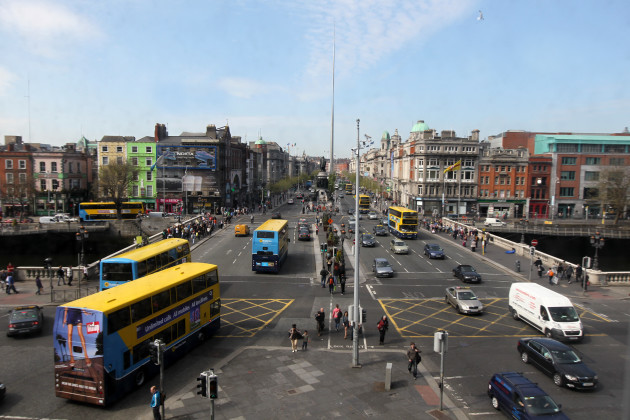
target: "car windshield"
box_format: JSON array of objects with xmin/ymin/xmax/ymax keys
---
[
  {"xmin": 460, "ymin": 265, "xmax": 475, "ymax": 272},
  {"xmin": 551, "ymin": 349, "xmax": 581, "ymax": 364},
  {"xmin": 394, "ymin": 241, "xmax": 405, "ymax": 246},
  {"xmin": 11, "ymin": 310, "xmax": 38, "ymax": 321},
  {"xmin": 363, "ymin": 234, "xmax": 374, "ymax": 240},
  {"xmin": 428, "ymin": 245, "xmax": 441, "ymax": 251},
  {"xmin": 523, "ymin": 395, "xmax": 561, "ymax": 415},
  {"xmin": 400, "ymin": 225, "xmax": 416, "ymax": 232},
  {"xmin": 457, "ymin": 292, "xmax": 477, "ymax": 300},
  {"xmin": 376, "ymin": 260, "xmax": 391, "ymax": 267},
  {"xmin": 548, "ymin": 306, "xmax": 580, "ymax": 322}
]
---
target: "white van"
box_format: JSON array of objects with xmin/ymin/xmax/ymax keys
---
[
  {"xmin": 39, "ymin": 216, "xmax": 57, "ymax": 223},
  {"xmin": 509, "ymin": 282, "xmax": 583, "ymax": 342},
  {"xmin": 484, "ymin": 217, "xmax": 506, "ymax": 227}
]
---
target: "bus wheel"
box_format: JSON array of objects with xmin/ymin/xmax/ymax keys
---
[
  {"xmin": 135, "ymin": 369, "xmax": 146, "ymax": 387},
  {"xmin": 198, "ymin": 331, "xmax": 206, "ymax": 342}
]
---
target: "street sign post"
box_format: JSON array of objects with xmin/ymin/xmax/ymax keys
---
[{"xmin": 531, "ymin": 239, "xmax": 538, "ymax": 247}]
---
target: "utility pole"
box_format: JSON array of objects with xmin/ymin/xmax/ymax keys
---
[{"xmin": 353, "ymin": 119, "xmax": 361, "ymax": 368}]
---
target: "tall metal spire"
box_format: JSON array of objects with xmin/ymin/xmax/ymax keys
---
[{"xmin": 329, "ymin": 24, "xmax": 335, "ymax": 176}]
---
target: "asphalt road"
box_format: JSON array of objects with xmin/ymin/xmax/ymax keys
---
[{"xmin": 0, "ymin": 192, "xmax": 628, "ymax": 419}]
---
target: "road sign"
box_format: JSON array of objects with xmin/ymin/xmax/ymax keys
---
[
  {"xmin": 328, "ymin": 218, "xmax": 333, "ymax": 225},
  {"xmin": 531, "ymin": 239, "xmax": 538, "ymax": 247}
]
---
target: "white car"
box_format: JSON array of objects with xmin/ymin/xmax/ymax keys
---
[
  {"xmin": 288, "ymin": 199, "xmax": 294, "ymax": 204},
  {"xmin": 53, "ymin": 214, "xmax": 79, "ymax": 223},
  {"xmin": 368, "ymin": 211, "xmax": 378, "ymax": 220}
]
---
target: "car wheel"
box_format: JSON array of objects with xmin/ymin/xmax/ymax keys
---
[
  {"xmin": 521, "ymin": 352, "xmax": 529, "ymax": 364},
  {"xmin": 545, "ymin": 329, "xmax": 553, "ymax": 338},
  {"xmin": 512, "ymin": 309, "xmax": 520, "ymax": 320},
  {"xmin": 553, "ymin": 372, "xmax": 564, "ymax": 387},
  {"xmin": 491, "ymin": 395, "xmax": 500, "ymax": 410},
  {"xmin": 457, "ymin": 306, "xmax": 462, "ymax": 314}
]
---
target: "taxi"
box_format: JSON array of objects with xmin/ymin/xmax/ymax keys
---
[{"xmin": 234, "ymin": 224, "xmax": 250, "ymax": 237}]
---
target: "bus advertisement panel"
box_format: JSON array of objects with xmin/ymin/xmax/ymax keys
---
[
  {"xmin": 54, "ymin": 262, "xmax": 221, "ymax": 406},
  {"xmin": 359, "ymin": 195, "xmax": 370, "ymax": 213},
  {"xmin": 79, "ymin": 202, "xmax": 145, "ymax": 221},
  {"xmin": 388, "ymin": 206, "xmax": 418, "ymax": 239},
  {"xmin": 99, "ymin": 238, "xmax": 191, "ymax": 291},
  {"xmin": 252, "ymin": 219, "xmax": 289, "ymax": 273}
]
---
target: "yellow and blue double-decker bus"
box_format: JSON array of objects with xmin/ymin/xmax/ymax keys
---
[
  {"xmin": 358, "ymin": 194, "xmax": 371, "ymax": 214},
  {"xmin": 252, "ymin": 219, "xmax": 289, "ymax": 273},
  {"xmin": 344, "ymin": 182, "xmax": 353, "ymax": 194},
  {"xmin": 53, "ymin": 262, "xmax": 221, "ymax": 406},
  {"xmin": 79, "ymin": 202, "xmax": 145, "ymax": 221},
  {"xmin": 99, "ymin": 238, "xmax": 191, "ymax": 291},
  {"xmin": 388, "ymin": 206, "xmax": 418, "ymax": 239}
]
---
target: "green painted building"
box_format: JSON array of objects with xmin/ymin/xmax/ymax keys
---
[{"xmin": 127, "ymin": 140, "xmax": 157, "ymax": 211}]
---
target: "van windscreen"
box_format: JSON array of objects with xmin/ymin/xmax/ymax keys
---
[{"xmin": 548, "ymin": 306, "xmax": 579, "ymax": 322}]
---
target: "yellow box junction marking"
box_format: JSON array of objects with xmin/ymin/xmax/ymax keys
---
[{"xmin": 217, "ymin": 298, "xmax": 293, "ymax": 337}]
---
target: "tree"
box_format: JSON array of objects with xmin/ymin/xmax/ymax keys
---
[
  {"xmin": 327, "ymin": 173, "xmax": 337, "ymax": 197},
  {"xmin": 98, "ymin": 162, "xmax": 138, "ymax": 218},
  {"xmin": 596, "ymin": 167, "xmax": 630, "ymax": 224},
  {"xmin": 9, "ymin": 173, "xmax": 37, "ymax": 220}
]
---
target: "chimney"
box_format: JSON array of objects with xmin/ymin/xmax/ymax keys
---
[
  {"xmin": 206, "ymin": 124, "xmax": 217, "ymax": 139},
  {"xmin": 155, "ymin": 124, "xmax": 168, "ymax": 142},
  {"xmin": 154, "ymin": 123, "xmax": 161, "ymax": 142},
  {"xmin": 471, "ymin": 129, "xmax": 480, "ymax": 142}
]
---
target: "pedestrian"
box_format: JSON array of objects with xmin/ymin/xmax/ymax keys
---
[
  {"xmin": 342, "ymin": 310, "xmax": 350, "ymax": 339},
  {"xmin": 6, "ymin": 262, "xmax": 14, "ymax": 276},
  {"xmin": 566, "ymin": 265, "xmax": 574, "ymax": 284},
  {"xmin": 471, "ymin": 239, "xmax": 476, "ymax": 252},
  {"xmin": 289, "ymin": 324, "xmax": 302, "ymax": 352},
  {"xmin": 326, "ymin": 255, "xmax": 332, "ymax": 272},
  {"xmin": 6, "ymin": 273, "xmax": 18, "ymax": 294},
  {"xmin": 328, "ymin": 275, "xmax": 335, "ymax": 294},
  {"xmin": 35, "ymin": 275, "xmax": 44, "ymax": 295},
  {"xmin": 320, "ymin": 268, "xmax": 328, "ymax": 288},
  {"xmin": 547, "ymin": 268, "xmax": 555, "ymax": 285},
  {"xmin": 67, "ymin": 266, "xmax": 74, "ymax": 286},
  {"xmin": 150, "ymin": 385, "xmax": 161, "ymax": 420},
  {"xmin": 339, "ymin": 273, "xmax": 346, "ymax": 295},
  {"xmin": 82, "ymin": 265, "xmax": 88, "ymax": 283},
  {"xmin": 575, "ymin": 264, "xmax": 583, "ymax": 285},
  {"xmin": 315, "ymin": 308, "xmax": 325, "ymax": 336},
  {"xmin": 57, "ymin": 266, "xmax": 65, "ymax": 286},
  {"xmin": 583, "ymin": 273, "xmax": 589, "ymax": 291},
  {"xmin": 332, "ymin": 304, "xmax": 342, "ymax": 331},
  {"xmin": 534, "ymin": 258, "xmax": 543, "ymax": 277},
  {"xmin": 377, "ymin": 315, "xmax": 388, "ymax": 345},
  {"xmin": 333, "ymin": 261, "xmax": 340, "ymax": 284},
  {"xmin": 301, "ymin": 330, "xmax": 309, "ymax": 351},
  {"xmin": 407, "ymin": 342, "xmax": 422, "ymax": 380}
]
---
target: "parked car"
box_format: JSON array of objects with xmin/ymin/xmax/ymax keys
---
[
  {"xmin": 445, "ymin": 287, "xmax": 483, "ymax": 314},
  {"xmin": 368, "ymin": 211, "xmax": 378, "ymax": 220},
  {"xmin": 373, "ymin": 225, "xmax": 387, "ymax": 236},
  {"xmin": 423, "ymin": 244, "xmax": 445, "ymax": 259},
  {"xmin": 6, "ymin": 305, "xmax": 44, "ymax": 337},
  {"xmin": 389, "ymin": 239, "xmax": 409, "ymax": 254},
  {"xmin": 298, "ymin": 227, "xmax": 311, "ymax": 241},
  {"xmin": 488, "ymin": 372, "xmax": 568, "ymax": 419},
  {"xmin": 287, "ymin": 198, "xmax": 294, "ymax": 204},
  {"xmin": 361, "ymin": 233, "xmax": 376, "ymax": 247},
  {"xmin": 372, "ymin": 258, "xmax": 394, "ymax": 278},
  {"xmin": 517, "ymin": 337, "xmax": 598, "ymax": 389},
  {"xmin": 452, "ymin": 265, "xmax": 482, "ymax": 283}
]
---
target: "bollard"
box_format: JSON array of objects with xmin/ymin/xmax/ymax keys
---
[{"xmin": 385, "ymin": 362, "xmax": 392, "ymax": 391}]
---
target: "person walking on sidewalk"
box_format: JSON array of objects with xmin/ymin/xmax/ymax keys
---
[
  {"xmin": 288, "ymin": 324, "xmax": 302, "ymax": 352},
  {"xmin": 332, "ymin": 304, "xmax": 342, "ymax": 331},
  {"xmin": 67, "ymin": 266, "xmax": 74, "ymax": 286},
  {"xmin": 57, "ymin": 266, "xmax": 65, "ymax": 286},
  {"xmin": 6, "ymin": 273, "xmax": 18, "ymax": 294},
  {"xmin": 342, "ymin": 310, "xmax": 350, "ymax": 339},
  {"xmin": 315, "ymin": 308, "xmax": 325, "ymax": 336},
  {"xmin": 301, "ymin": 330, "xmax": 309, "ymax": 351},
  {"xmin": 407, "ymin": 342, "xmax": 422, "ymax": 380},
  {"xmin": 328, "ymin": 275, "xmax": 335, "ymax": 295},
  {"xmin": 150, "ymin": 385, "xmax": 162, "ymax": 420},
  {"xmin": 35, "ymin": 275, "xmax": 44, "ymax": 295},
  {"xmin": 377, "ymin": 315, "xmax": 389, "ymax": 345},
  {"xmin": 320, "ymin": 268, "xmax": 328, "ymax": 288},
  {"xmin": 339, "ymin": 273, "xmax": 346, "ymax": 295}
]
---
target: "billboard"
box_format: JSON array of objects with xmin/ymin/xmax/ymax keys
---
[{"xmin": 157, "ymin": 145, "xmax": 218, "ymax": 170}]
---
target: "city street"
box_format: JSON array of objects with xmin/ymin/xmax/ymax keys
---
[{"xmin": 0, "ymin": 193, "xmax": 628, "ymax": 419}]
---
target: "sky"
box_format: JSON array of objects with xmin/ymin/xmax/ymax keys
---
[{"xmin": 1, "ymin": 0, "xmax": 629, "ymax": 159}]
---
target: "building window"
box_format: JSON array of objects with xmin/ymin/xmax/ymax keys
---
[
  {"xmin": 132, "ymin": 185, "xmax": 139, "ymax": 196},
  {"xmin": 52, "ymin": 179, "xmax": 59, "ymax": 190},
  {"xmin": 133, "ymin": 173, "xmax": 139, "ymax": 181},
  {"xmin": 583, "ymin": 187, "xmax": 598, "ymax": 199},
  {"xmin": 6, "ymin": 173, "xmax": 14, "ymax": 184},
  {"xmin": 582, "ymin": 144, "xmax": 601, "ymax": 153},
  {"xmin": 146, "ymin": 158, "xmax": 153, "ymax": 166},
  {"xmin": 584, "ymin": 171, "xmax": 599, "ymax": 181},
  {"xmin": 147, "ymin": 185, "xmax": 153, "ymax": 197},
  {"xmin": 51, "ymin": 162, "xmax": 58, "ymax": 172},
  {"xmin": 77, "ymin": 163, "xmax": 81, "ymax": 172},
  {"xmin": 494, "ymin": 177, "xmax": 499, "ymax": 185},
  {"xmin": 585, "ymin": 157, "xmax": 601, "ymax": 165},
  {"xmin": 39, "ymin": 162, "xmax": 46, "ymax": 172},
  {"xmin": 18, "ymin": 160, "xmax": 26, "ymax": 169},
  {"xmin": 557, "ymin": 143, "xmax": 578, "ymax": 152},
  {"xmin": 101, "ymin": 146, "xmax": 108, "ymax": 153},
  {"xmin": 445, "ymin": 171, "xmax": 456, "ymax": 180},
  {"xmin": 146, "ymin": 172, "xmax": 152, "ymax": 181},
  {"xmin": 5, "ymin": 160, "xmax": 13, "ymax": 169},
  {"xmin": 559, "ymin": 187, "xmax": 574, "ymax": 197},
  {"xmin": 427, "ymin": 170, "xmax": 439, "ymax": 180},
  {"xmin": 463, "ymin": 159, "xmax": 474, "ymax": 167},
  {"xmin": 19, "ymin": 173, "xmax": 26, "ymax": 184},
  {"xmin": 560, "ymin": 171, "xmax": 575, "ymax": 180},
  {"xmin": 68, "ymin": 162, "xmax": 73, "ymax": 173},
  {"xmin": 561, "ymin": 157, "xmax": 576, "ymax": 165},
  {"xmin": 40, "ymin": 180, "xmax": 46, "ymax": 191},
  {"xmin": 604, "ymin": 145, "xmax": 625, "ymax": 153},
  {"xmin": 428, "ymin": 159, "xmax": 438, "ymax": 166},
  {"xmin": 116, "ymin": 146, "xmax": 123, "ymax": 153},
  {"xmin": 132, "ymin": 146, "xmax": 138, "ymax": 153},
  {"xmin": 609, "ymin": 158, "xmax": 624, "ymax": 165},
  {"xmin": 463, "ymin": 171, "xmax": 474, "ymax": 180},
  {"xmin": 102, "ymin": 157, "xmax": 109, "ymax": 165},
  {"xmin": 416, "ymin": 159, "xmax": 424, "ymax": 166},
  {"xmin": 427, "ymin": 145, "xmax": 439, "ymax": 152},
  {"xmin": 132, "ymin": 157, "xmax": 139, "ymax": 166},
  {"xmin": 417, "ymin": 185, "xmax": 423, "ymax": 195},
  {"xmin": 145, "ymin": 146, "xmax": 152, "ymax": 153}
]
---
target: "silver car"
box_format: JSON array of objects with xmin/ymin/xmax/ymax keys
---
[
  {"xmin": 390, "ymin": 239, "xmax": 409, "ymax": 254},
  {"xmin": 445, "ymin": 287, "xmax": 483, "ymax": 314},
  {"xmin": 372, "ymin": 258, "xmax": 394, "ymax": 278}
]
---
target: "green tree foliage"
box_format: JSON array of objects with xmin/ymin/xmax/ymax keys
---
[{"xmin": 98, "ymin": 161, "xmax": 138, "ymax": 219}]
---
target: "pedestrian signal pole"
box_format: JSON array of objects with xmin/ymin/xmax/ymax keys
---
[{"xmin": 434, "ymin": 330, "xmax": 449, "ymax": 411}]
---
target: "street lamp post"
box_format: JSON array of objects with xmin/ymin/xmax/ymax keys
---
[
  {"xmin": 76, "ymin": 226, "xmax": 89, "ymax": 296},
  {"xmin": 590, "ymin": 231, "xmax": 605, "ymax": 271}
]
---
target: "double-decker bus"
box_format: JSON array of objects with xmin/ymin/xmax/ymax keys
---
[
  {"xmin": 252, "ymin": 219, "xmax": 289, "ymax": 273},
  {"xmin": 344, "ymin": 182, "xmax": 353, "ymax": 194},
  {"xmin": 100, "ymin": 238, "xmax": 191, "ymax": 291},
  {"xmin": 79, "ymin": 202, "xmax": 145, "ymax": 221},
  {"xmin": 388, "ymin": 206, "xmax": 418, "ymax": 239},
  {"xmin": 53, "ymin": 262, "xmax": 221, "ymax": 406},
  {"xmin": 359, "ymin": 195, "xmax": 371, "ymax": 214}
]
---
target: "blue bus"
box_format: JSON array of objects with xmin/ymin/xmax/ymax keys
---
[
  {"xmin": 79, "ymin": 202, "xmax": 145, "ymax": 221},
  {"xmin": 252, "ymin": 219, "xmax": 289, "ymax": 273}
]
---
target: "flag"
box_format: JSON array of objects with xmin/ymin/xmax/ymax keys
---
[{"xmin": 443, "ymin": 160, "xmax": 461, "ymax": 174}]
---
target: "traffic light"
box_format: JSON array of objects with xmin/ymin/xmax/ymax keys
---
[
  {"xmin": 323, "ymin": 243, "xmax": 328, "ymax": 252},
  {"xmin": 148, "ymin": 341, "xmax": 159, "ymax": 365},
  {"xmin": 197, "ymin": 372, "xmax": 208, "ymax": 398},
  {"xmin": 361, "ymin": 308, "xmax": 367, "ymax": 323},
  {"xmin": 208, "ymin": 374, "xmax": 218, "ymax": 399}
]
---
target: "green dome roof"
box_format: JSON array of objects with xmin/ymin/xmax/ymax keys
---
[
  {"xmin": 255, "ymin": 136, "xmax": 267, "ymax": 145},
  {"xmin": 381, "ymin": 131, "xmax": 390, "ymax": 140},
  {"xmin": 411, "ymin": 120, "xmax": 429, "ymax": 132}
]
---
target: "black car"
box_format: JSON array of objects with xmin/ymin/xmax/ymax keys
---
[
  {"xmin": 517, "ymin": 337, "xmax": 598, "ymax": 390},
  {"xmin": 361, "ymin": 233, "xmax": 376, "ymax": 247},
  {"xmin": 373, "ymin": 225, "xmax": 387, "ymax": 236},
  {"xmin": 348, "ymin": 209, "xmax": 354, "ymax": 215},
  {"xmin": 298, "ymin": 227, "xmax": 311, "ymax": 241},
  {"xmin": 7, "ymin": 305, "xmax": 44, "ymax": 337},
  {"xmin": 452, "ymin": 264, "xmax": 482, "ymax": 283},
  {"xmin": 271, "ymin": 212, "xmax": 282, "ymax": 219}
]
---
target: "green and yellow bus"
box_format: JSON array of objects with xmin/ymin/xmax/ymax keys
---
[
  {"xmin": 99, "ymin": 238, "xmax": 191, "ymax": 291},
  {"xmin": 359, "ymin": 195, "xmax": 370, "ymax": 214},
  {"xmin": 344, "ymin": 182, "xmax": 353, "ymax": 194},
  {"xmin": 53, "ymin": 262, "xmax": 221, "ymax": 406},
  {"xmin": 388, "ymin": 206, "xmax": 418, "ymax": 239}
]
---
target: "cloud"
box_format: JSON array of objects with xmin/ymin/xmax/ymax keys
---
[
  {"xmin": 0, "ymin": 0, "xmax": 102, "ymax": 57},
  {"xmin": 0, "ymin": 67, "xmax": 17, "ymax": 96},
  {"xmin": 216, "ymin": 77, "xmax": 282, "ymax": 99}
]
